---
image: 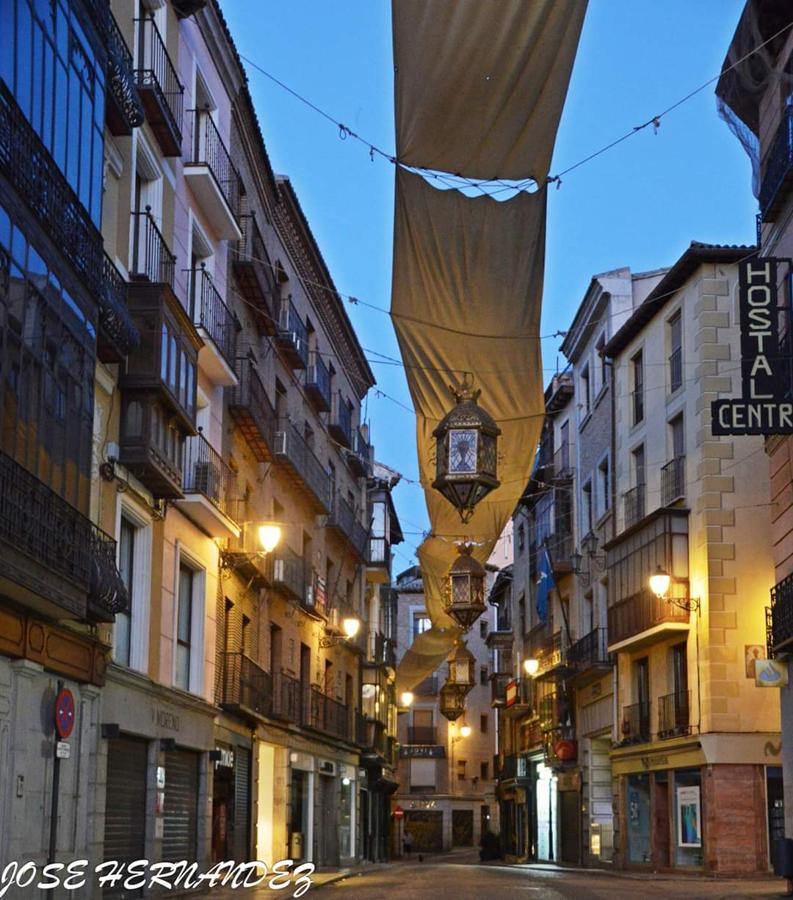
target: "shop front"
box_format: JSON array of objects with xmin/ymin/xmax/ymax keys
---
[
  {"xmin": 533, "ymin": 757, "xmax": 558, "ymax": 862},
  {"xmin": 211, "ymin": 726, "xmax": 253, "ymax": 863}
]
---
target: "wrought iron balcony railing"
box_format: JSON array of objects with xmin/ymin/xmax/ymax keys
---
[
  {"xmin": 327, "ymin": 492, "xmax": 368, "ymax": 559},
  {"xmin": 93, "ymin": 1, "xmax": 145, "ymax": 135},
  {"xmin": 222, "ymin": 651, "xmax": 272, "ymax": 718},
  {"xmin": 274, "ymin": 420, "xmax": 332, "ymax": 512},
  {"xmin": 307, "ymin": 686, "xmax": 350, "ymax": 741},
  {"xmin": 658, "ymin": 690, "xmax": 690, "ymax": 739},
  {"xmin": 368, "ymin": 536, "xmax": 390, "ymax": 566},
  {"xmin": 134, "ymin": 16, "xmax": 184, "ymax": 156},
  {"xmin": 661, "ymin": 456, "xmax": 686, "ymax": 506},
  {"xmin": 760, "ymin": 106, "xmax": 793, "ymax": 221},
  {"xmin": 623, "ymin": 484, "xmax": 646, "ymax": 529},
  {"xmin": 228, "ymin": 357, "xmax": 277, "ymax": 461},
  {"xmin": 329, "ymin": 392, "xmax": 353, "ymax": 447},
  {"xmin": 568, "ymin": 627, "xmax": 611, "ymax": 673},
  {"xmin": 186, "ymin": 109, "xmax": 241, "ymax": 218},
  {"xmin": 276, "ymin": 298, "xmax": 308, "ymax": 368},
  {"xmin": 770, "ymin": 571, "xmax": 793, "ymax": 654},
  {"xmin": 550, "ymin": 444, "xmax": 574, "ymax": 481},
  {"xmin": 349, "ymin": 427, "xmax": 371, "ymax": 476},
  {"xmin": 669, "ymin": 346, "xmax": 683, "ymax": 393},
  {"xmin": 0, "ymin": 450, "xmax": 128, "ymax": 620},
  {"xmin": 98, "ymin": 252, "xmax": 140, "ymax": 362},
  {"xmin": 182, "ymin": 430, "xmax": 236, "ymax": 518},
  {"xmin": 271, "ymin": 671, "xmax": 302, "ymax": 722},
  {"xmin": 232, "ymin": 214, "xmax": 276, "ymax": 333},
  {"xmin": 407, "ymin": 726, "xmax": 438, "ymax": 745},
  {"xmin": 187, "ymin": 267, "xmax": 238, "ymax": 368},
  {"xmin": 269, "ymin": 546, "xmax": 307, "ymax": 603},
  {"xmin": 130, "ymin": 207, "xmax": 176, "ymax": 288},
  {"xmin": 306, "ymin": 351, "xmax": 331, "ymax": 411},
  {"xmin": 490, "ymin": 672, "xmax": 511, "ymax": 707},
  {"xmin": 621, "ymin": 700, "xmax": 651, "ymax": 744}
]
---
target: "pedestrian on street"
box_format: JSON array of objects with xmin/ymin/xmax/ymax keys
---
[{"xmin": 403, "ymin": 828, "xmax": 413, "ymax": 857}]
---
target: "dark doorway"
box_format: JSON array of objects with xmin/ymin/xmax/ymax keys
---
[
  {"xmin": 452, "ymin": 809, "xmax": 474, "ymax": 846},
  {"xmin": 559, "ymin": 790, "xmax": 581, "ymax": 864},
  {"xmin": 653, "ymin": 772, "xmax": 670, "ymax": 869},
  {"xmin": 405, "ymin": 810, "xmax": 443, "ymax": 852}
]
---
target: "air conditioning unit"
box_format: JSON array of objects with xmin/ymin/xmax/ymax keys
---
[
  {"xmin": 318, "ymin": 759, "xmax": 337, "ymax": 776},
  {"xmin": 193, "ymin": 461, "xmax": 220, "ymax": 501},
  {"xmin": 305, "ymin": 585, "xmax": 314, "ymax": 607},
  {"xmin": 274, "ymin": 429, "xmax": 288, "ymax": 454}
]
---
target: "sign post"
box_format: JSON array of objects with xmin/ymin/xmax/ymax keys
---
[{"xmin": 49, "ymin": 682, "xmax": 75, "ymax": 863}]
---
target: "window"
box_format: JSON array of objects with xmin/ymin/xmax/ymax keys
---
[
  {"xmin": 457, "ymin": 759, "xmax": 467, "ymax": 781},
  {"xmin": 631, "ymin": 350, "xmax": 644, "ymax": 424},
  {"xmin": 175, "ymin": 563, "xmax": 194, "ymax": 690},
  {"xmin": 480, "ymin": 762, "xmax": 489, "ymax": 781},
  {"xmin": 559, "ymin": 420, "xmax": 570, "ymax": 470},
  {"xmin": 597, "ymin": 457, "xmax": 610, "ymax": 516},
  {"xmin": 582, "ymin": 480, "xmax": 593, "ymax": 535},
  {"xmin": 412, "ymin": 613, "xmax": 431, "ymax": 639},
  {"xmin": 670, "ymin": 413, "xmax": 685, "ymax": 461},
  {"xmin": 668, "ymin": 311, "xmax": 682, "ymax": 393},
  {"xmin": 410, "ymin": 758, "xmax": 436, "ymax": 792},
  {"xmin": 580, "ymin": 364, "xmax": 590, "ymax": 416},
  {"xmin": 480, "ymin": 714, "xmax": 488, "ymax": 734},
  {"xmin": 633, "ymin": 445, "xmax": 646, "ymax": 489},
  {"xmin": 114, "ymin": 517, "xmax": 136, "ymax": 666},
  {"xmin": 479, "ymin": 619, "xmax": 488, "ymax": 639},
  {"xmin": 517, "ymin": 523, "xmax": 525, "ymax": 553},
  {"xmin": 672, "ymin": 643, "xmax": 688, "ymax": 698},
  {"xmin": 596, "ymin": 333, "xmax": 608, "ymax": 391},
  {"xmin": 480, "ymin": 665, "xmax": 488, "ymax": 686}
]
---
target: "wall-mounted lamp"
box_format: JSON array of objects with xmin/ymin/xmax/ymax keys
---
[
  {"xmin": 221, "ymin": 522, "xmax": 283, "ymax": 570},
  {"xmin": 400, "ymin": 691, "xmax": 414, "ymax": 709},
  {"xmin": 320, "ymin": 616, "xmax": 362, "ymax": 647},
  {"xmin": 648, "ymin": 565, "xmax": 699, "ymax": 613},
  {"xmin": 572, "ymin": 531, "xmax": 606, "ymax": 585},
  {"xmin": 523, "ymin": 657, "xmax": 539, "ymax": 677}
]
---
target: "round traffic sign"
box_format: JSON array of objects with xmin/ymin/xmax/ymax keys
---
[
  {"xmin": 55, "ymin": 687, "xmax": 75, "ymax": 739},
  {"xmin": 393, "ymin": 806, "xmax": 404, "ymax": 819}
]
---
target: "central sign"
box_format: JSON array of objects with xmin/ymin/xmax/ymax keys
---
[
  {"xmin": 711, "ymin": 258, "xmax": 793, "ymax": 435},
  {"xmin": 399, "ymin": 744, "xmax": 445, "ymax": 759}
]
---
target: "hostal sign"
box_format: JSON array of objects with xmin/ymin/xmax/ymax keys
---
[{"xmin": 711, "ymin": 258, "xmax": 792, "ymax": 435}]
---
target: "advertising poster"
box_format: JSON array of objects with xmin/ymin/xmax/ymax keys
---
[{"xmin": 677, "ymin": 785, "xmax": 702, "ymax": 848}]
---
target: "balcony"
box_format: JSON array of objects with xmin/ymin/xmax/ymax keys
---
[
  {"xmin": 496, "ymin": 753, "xmax": 528, "ymax": 781},
  {"xmin": 407, "ymin": 726, "xmax": 438, "ymax": 744},
  {"xmin": 231, "ymin": 214, "xmax": 277, "ymax": 335},
  {"xmin": 504, "ymin": 678, "xmax": 534, "ymax": 719},
  {"xmin": 538, "ymin": 689, "xmax": 564, "ymax": 732},
  {"xmin": 620, "ymin": 701, "xmax": 650, "ymax": 745},
  {"xmin": 134, "ymin": 17, "xmax": 184, "ymax": 156},
  {"xmin": 546, "ymin": 532, "xmax": 575, "ymax": 575},
  {"xmin": 178, "ymin": 431, "xmax": 239, "ymax": 538},
  {"xmin": 95, "ymin": 2, "xmax": 145, "ymax": 136},
  {"xmin": 414, "ymin": 674, "xmax": 439, "ymax": 696},
  {"xmin": 530, "ymin": 628, "xmax": 569, "ymax": 678},
  {"xmin": 568, "ymin": 627, "xmax": 612, "ymax": 681},
  {"xmin": 0, "ymin": 451, "xmax": 128, "ymax": 622},
  {"xmin": 623, "ymin": 484, "xmax": 646, "ymax": 529},
  {"xmin": 271, "ymin": 671, "xmax": 302, "ymax": 722},
  {"xmin": 221, "ymin": 652, "xmax": 272, "ymax": 720},
  {"xmin": 329, "ymin": 392, "xmax": 353, "ymax": 447},
  {"xmin": 348, "ymin": 428, "xmax": 372, "ymax": 477},
  {"xmin": 0, "ymin": 83, "xmax": 117, "ymax": 328},
  {"xmin": 490, "ymin": 672, "xmax": 511, "ymax": 708},
  {"xmin": 97, "ymin": 253, "xmax": 140, "ymax": 363},
  {"xmin": 269, "ymin": 547, "xmax": 306, "ymax": 604},
  {"xmin": 275, "ymin": 298, "xmax": 308, "ymax": 368},
  {"xmin": 760, "ymin": 107, "xmax": 793, "ymax": 221},
  {"xmin": 307, "ymin": 686, "xmax": 351, "ymax": 742},
  {"xmin": 608, "ymin": 590, "xmax": 689, "ymax": 652},
  {"xmin": 770, "ymin": 571, "xmax": 793, "ymax": 654},
  {"xmin": 661, "ymin": 456, "xmax": 686, "ymax": 506},
  {"xmin": 550, "ymin": 445, "xmax": 574, "ymax": 482},
  {"xmin": 372, "ymin": 632, "xmax": 397, "ymax": 669},
  {"xmin": 658, "ymin": 690, "xmax": 690, "ymax": 739},
  {"xmin": 327, "ymin": 492, "xmax": 368, "ymax": 560},
  {"xmin": 187, "ymin": 267, "xmax": 239, "ymax": 384},
  {"xmin": 367, "ymin": 536, "xmax": 392, "ymax": 577},
  {"xmin": 305, "ymin": 351, "xmax": 331, "ymax": 411},
  {"xmin": 228, "ymin": 358, "xmax": 276, "ymax": 462},
  {"xmin": 274, "ymin": 420, "xmax": 331, "ymax": 512},
  {"xmin": 184, "ymin": 109, "xmax": 242, "ymax": 240}
]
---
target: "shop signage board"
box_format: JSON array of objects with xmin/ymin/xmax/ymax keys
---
[
  {"xmin": 399, "ymin": 744, "xmax": 445, "ymax": 758},
  {"xmin": 712, "ymin": 258, "xmax": 793, "ymax": 435}
]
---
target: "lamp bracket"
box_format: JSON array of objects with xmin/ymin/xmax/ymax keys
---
[{"xmin": 665, "ymin": 596, "xmax": 700, "ymax": 614}]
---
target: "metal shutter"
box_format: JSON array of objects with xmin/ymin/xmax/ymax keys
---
[
  {"xmin": 232, "ymin": 748, "xmax": 251, "ymax": 861},
  {"xmin": 103, "ymin": 736, "xmax": 148, "ymax": 864},
  {"xmin": 163, "ymin": 749, "xmax": 199, "ymax": 862}
]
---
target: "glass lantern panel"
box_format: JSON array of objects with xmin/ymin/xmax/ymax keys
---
[
  {"xmin": 479, "ymin": 434, "xmax": 498, "ymax": 477},
  {"xmin": 451, "ymin": 573, "xmax": 471, "ymax": 606},
  {"xmin": 451, "ymin": 481, "xmax": 475, "ymax": 508},
  {"xmin": 448, "ymin": 428, "xmax": 478, "ymax": 474}
]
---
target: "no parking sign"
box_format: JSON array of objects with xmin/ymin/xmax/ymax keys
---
[{"xmin": 55, "ymin": 687, "xmax": 75, "ymax": 739}]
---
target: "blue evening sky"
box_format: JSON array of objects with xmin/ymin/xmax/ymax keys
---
[{"xmin": 221, "ymin": 0, "xmax": 754, "ymax": 567}]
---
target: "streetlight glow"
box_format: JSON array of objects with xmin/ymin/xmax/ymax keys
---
[
  {"xmin": 649, "ymin": 565, "xmax": 671, "ymax": 599},
  {"xmin": 523, "ymin": 657, "xmax": 539, "ymax": 677},
  {"xmin": 258, "ymin": 524, "xmax": 282, "ymax": 554},
  {"xmin": 342, "ymin": 617, "xmax": 361, "ymax": 639},
  {"xmin": 400, "ymin": 691, "xmax": 414, "ymax": 708},
  {"xmin": 459, "ymin": 724, "xmax": 472, "ymax": 738}
]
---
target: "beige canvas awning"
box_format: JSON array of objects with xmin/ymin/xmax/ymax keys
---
[
  {"xmin": 391, "ymin": 168, "xmax": 545, "ymax": 691},
  {"xmin": 393, "ymin": 0, "xmax": 588, "ymax": 181}
]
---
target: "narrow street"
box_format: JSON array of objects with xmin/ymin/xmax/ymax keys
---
[{"xmin": 323, "ymin": 859, "xmax": 784, "ymax": 900}]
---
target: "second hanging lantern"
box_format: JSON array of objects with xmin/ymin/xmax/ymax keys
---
[{"xmin": 445, "ymin": 544, "xmax": 487, "ymax": 631}]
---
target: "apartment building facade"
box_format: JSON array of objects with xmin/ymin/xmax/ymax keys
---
[
  {"xmin": 718, "ymin": 0, "xmax": 793, "ymax": 851},
  {"xmin": 494, "ymin": 246, "xmax": 781, "ymax": 874},
  {"xmin": 393, "ymin": 565, "xmax": 500, "ymax": 853}
]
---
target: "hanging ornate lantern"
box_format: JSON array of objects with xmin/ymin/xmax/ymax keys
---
[
  {"xmin": 447, "ymin": 640, "xmax": 476, "ymax": 695},
  {"xmin": 439, "ymin": 680, "xmax": 466, "ymax": 721},
  {"xmin": 432, "ymin": 377, "xmax": 501, "ymax": 523},
  {"xmin": 445, "ymin": 544, "xmax": 487, "ymax": 630}
]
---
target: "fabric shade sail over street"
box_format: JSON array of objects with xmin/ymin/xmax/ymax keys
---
[
  {"xmin": 390, "ymin": 1, "xmax": 588, "ymax": 694},
  {"xmin": 393, "ymin": 0, "xmax": 588, "ymax": 182}
]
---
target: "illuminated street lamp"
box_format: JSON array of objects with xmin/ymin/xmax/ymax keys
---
[
  {"xmin": 445, "ymin": 544, "xmax": 487, "ymax": 630},
  {"xmin": 523, "ymin": 657, "xmax": 539, "ymax": 677},
  {"xmin": 342, "ymin": 616, "xmax": 361, "ymax": 639},
  {"xmin": 649, "ymin": 565, "xmax": 671, "ymax": 599},
  {"xmin": 400, "ymin": 691, "xmax": 414, "ymax": 709},
  {"xmin": 439, "ymin": 681, "xmax": 466, "ymax": 721},
  {"xmin": 258, "ymin": 523, "xmax": 282, "ymax": 554},
  {"xmin": 448, "ymin": 641, "xmax": 476, "ymax": 695}
]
